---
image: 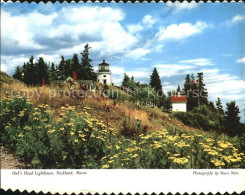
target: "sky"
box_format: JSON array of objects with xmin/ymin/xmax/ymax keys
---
[{"xmin": 1, "ymin": 2, "xmax": 245, "ymax": 120}]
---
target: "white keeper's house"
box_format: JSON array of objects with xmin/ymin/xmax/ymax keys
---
[
  {"xmin": 171, "ymin": 95, "xmax": 187, "ymax": 112},
  {"xmin": 97, "ymin": 59, "xmax": 112, "ymax": 85}
]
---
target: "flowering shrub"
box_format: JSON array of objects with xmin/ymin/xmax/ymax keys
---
[{"xmin": 1, "ymin": 97, "xmax": 245, "ymax": 168}]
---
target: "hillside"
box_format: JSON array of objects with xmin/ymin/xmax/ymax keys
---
[
  {"xmin": 1, "ymin": 72, "xmax": 245, "ymax": 169},
  {"xmin": 0, "ymin": 71, "xmax": 23, "ymax": 85}
]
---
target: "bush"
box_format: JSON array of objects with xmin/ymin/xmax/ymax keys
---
[
  {"xmin": 173, "ymin": 105, "xmax": 219, "ymax": 131},
  {"xmin": 1, "ymin": 97, "xmax": 245, "ymax": 169}
]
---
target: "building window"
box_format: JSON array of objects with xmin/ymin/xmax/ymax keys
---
[{"xmin": 103, "ymin": 75, "xmax": 106, "ymax": 77}]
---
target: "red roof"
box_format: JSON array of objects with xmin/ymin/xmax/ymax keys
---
[{"xmin": 171, "ymin": 96, "xmax": 187, "ymax": 102}]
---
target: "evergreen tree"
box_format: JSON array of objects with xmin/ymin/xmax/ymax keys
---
[
  {"xmin": 216, "ymin": 97, "xmax": 225, "ymax": 131},
  {"xmin": 58, "ymin": 56, "xmax": 66, "ymax": 80},
  {"xmin": 71, "ymin": 54, "xmax": 80, "ymax": 76},
  {"xmin": 22, "ymin": 56, "xmax": 36, "ymax": 85},
  {"xmin": 208, "ymin": 101, "xmax": 216, "ymax": 112},
  {"xmin": 149, "ymin": 67, "xmax": 163, "ymax": 96},
  {"xmin": 36, "ymin": 57, "xmax": 49, "ymax": 85},
  {"xmin": 80, "ymin": 44, "xmax": 96, "ymax": 80},
  {"xmin": 197, "ymin": 72, "xmax": 208, "ymax": 106},
  {"xmin": 13, "ymin": 66, "xmax": 23, "ymax": 81},
  {"xmin": 176, "ymin": 85, "xmax": 181, "ymax": 94},
  {"xmin": 183, "ymin": 74, "xmax": 191, "ymax": 95},
  {"xmin": 165, "ymin": 91, "xmax": 172, "ymax": 112},
  {"xmin": 65, "ymin": 59, "xmax": 72, "ymax": 78},
  {"xmin": 216, "ymin": 97, "xmax": 224, "ymax": 115},
  {"xmin": 186, "ymin": 73, "xmax": 198, "ymax": 111},
  {"xmin": 122, "ymin": 73, "xmax": 130, "ymax": 87},
  {"xmin": 49, "ymin": 62, "xmax": 57, "ymax": 81},
  {"xmin": 224, "ymin": 101, "xmax": 242, "ymax": 136}
]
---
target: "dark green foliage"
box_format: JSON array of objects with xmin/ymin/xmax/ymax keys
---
[
  {"xmin": 13, "ymin": 66, "xmax": 23, "ymax": 81},
  {"xmin": 173, "ymin": 105, "xmax": 219, "ymax": 131},
  {"xmin": 224, "ymin": 101, "xmax": 243, "ymax": 136},
  {"xmin": 163, "ymin": 91, "xmax": 172, "ymax": 112},
  {"xmin": 216, "ymin": 97, "xmax": 225, "ymax": 131},
  {"xmin": 149, "ymin": 67, "xmax": 163, "ymax": 96},
  {"xmin": 80, "ymin": 44, "xmax": 96, "ymax": 80},
  {"xmin": 12, "ymin": 44, "xmax": 96, "ymax": 85},
  {"xmin": 122, "ymin": 73, "xmax": 137, "ymax": 90},
  {"xmin": 58, "ymin": 56, "xmax": 66, "ymax": 80},
  {"xmin": 197, "ymin": 72, "xmax": 208, "ymax": 106},
  {"xmin": 36, "ymin": 57, "xmax": 49, "ymax": 85}
]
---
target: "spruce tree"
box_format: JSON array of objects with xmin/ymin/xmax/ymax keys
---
[
  {"xmin": 216, "ymin": 97, "xmax": 225, "ymax": 131},
  {"xmin": 36, "ymin": 57, "xmax": 49, "ymax": 85},
  {"xmin": 176, "ymin": 85, "xmax": 181, "ymax": 94},
  {"xmin": 122, "ymin": 73, "xmax": 130, "ymax": 87},
  {"xmin": 216, "ymin": 97, "xmax": 224, "ymax": 115},
  {"xmin": 13, "ymin": 66, "xmax": 23, "ymax": 81},
  {"xmin": 71, "ymin": 54, "xmax": 80, "ymax": 78},
  {"xmin": 80, "ymin": 44, "xmax": 95, "ymax": 80},
  {"xmin": 58, "ymin": 56, "xmax": 66, "ymax": 80},
  {"xmin": 224, "ymin": 101, "xmax": 242, "ymax": 136},
  {"xmin": 197, "ymin": 72, "xmax": 208, "ymax": 106},
  {"xmin": 186, "ymin": 73, "xmax": 198, "ymax": 111},
  {"xmin": 50, "ymin": 62, "xmax": 57, "ymax": 81},
  {"xmin": 183, "ymin": 74, "xmax": 191, "ymax": 95},
  {"xmin": 149, "ymin": 67, "xmax": 162, "ymax": 96}
]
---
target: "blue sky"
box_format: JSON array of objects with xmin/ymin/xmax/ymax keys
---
[{"xmin": 1, "ymin": 2, "xmax": 245, "ymax": 120}]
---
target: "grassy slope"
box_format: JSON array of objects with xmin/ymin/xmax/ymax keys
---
[{"xmin": 1, "ymin": 72, "xmax": 210, "ymax": 137}]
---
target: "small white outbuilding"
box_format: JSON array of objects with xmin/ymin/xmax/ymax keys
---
[{"xmin": 171, "ymin": 95, "xmax": 187, "ymax": 112}]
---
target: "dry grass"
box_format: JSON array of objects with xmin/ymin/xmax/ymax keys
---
[{"xmin": 1, "ymin": 81, "xmax": 206, "ymax": 136}]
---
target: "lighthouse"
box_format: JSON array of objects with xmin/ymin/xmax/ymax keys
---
[{"xmin": 97, "ymin": 59, "xmax": 112, "ymax": 85}]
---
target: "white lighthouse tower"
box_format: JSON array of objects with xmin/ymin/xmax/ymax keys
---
[{"xmin": 97, "ymin": 59, "xmax": 112, "ymax": 85}]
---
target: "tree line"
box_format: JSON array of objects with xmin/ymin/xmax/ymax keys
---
[
  {"xmin": 13, "ymin": 44, "xmax": 96, "ymax": 85},
  {"xmin": 121, "ymin": 67, "xmax": 244, "ymax": 137}
]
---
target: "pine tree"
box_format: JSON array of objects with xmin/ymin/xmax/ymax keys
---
[
  {"xmin": 224, "ymin": 101, "xmax": 242, "ymax": 136},
  {"xmin": 216, "ymin": 97, "xmax": 225, "ymax": 131},
  {"xmin": 186, "ymin": 73, "xmax": 198, "ymax": 111},
  {"xmin": 36, "ymin": 57, "xmax": 49, "ymax": 85},
  {"xmin": 149, "ymin": 67, "xmax": 163, "ymax": 96},
  {"xmin": 165, "ymin": 91, "xmax": 172, "ymax": 112},
  {"xmin": 176, "ymin": 85, "xmax": 181, "ymax": 94},
  {"xmin": 80, "ymin": 44, "xmax": 96, "ymax": 80},
  {"xmin": 65, "ymin": 59, "xmax": 72, "ymax": 78},
  {"xmin": 58, "ymin": 56, "xmax": 66, "ymax": 80},
  {"xmin": 13, "ymin": 66, "xmax": 23, "ymax": 81},
  {"xmin": 122, "ymin": 73, "xmax": 130, "ymax": 87},
  {"xmin": 50, "ymin": 62, "xmax": 57, "ymax": 81},
  {"xmin": 71, "ymin": 54, "xmax": 80, "ymax": 75},
  {"xmin": 183, "ymin": 74, "xmax": 191, "ymax": 95},
  {"xmin": 197, "ymin": 72, "xmax": 208, "ymax": 106},
  {"xmin": 216, "ymin": 97, "xmax": 224, "ymax": 115}
]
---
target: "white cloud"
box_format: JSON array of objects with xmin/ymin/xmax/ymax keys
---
[
  {"xmin": 166, "ymin": 2, "xmax": 198, "ymax": 12},
  {"xmin": 142, "ymin": 15, "xmax": 156, "ymax": 28},
  {"xmin": 232, "ymin": 15, "xmax": 245, "ymax": 23},
  {"xmin": 179, "ymin": 58, "xmax": 214, "ymax": 66},
  {"xmin": 127, "ymin": 48, "xmax": 151, "ymax": 59},
  {"xmin": 2, "ymin": 6, "xmax": 139, "ymax": 74},
  {"xmin": 223, "ymin": 14, "xmax": 245, "ymax": 27},
  {"xmin": 154, "ymin": 64, "xmax": 195, "ymax": 77},
  {"xmin": 127, "ymin": 24, "xmax": 144, "ymax": 34},
  {"xmin": 236, "ymin": 57, "xmax": 245, "ymax": 63},
  {"xmin": 36, "ymin": 54, "xmax": 61, "ymax": 64},
  {"xmin": 2, "ymin": 10, "xmax": 51, "ymax": 51},
  {"xmin": 1, "ymin": 55, "xmax": 29, "ymax": 74},
  {"xmin": 158, "ymin": 21, "xmax": 210, "ymax": 41},
  {"xmin": 126, "ymin": 14, "xmax": 156, "ymax": 34}
]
